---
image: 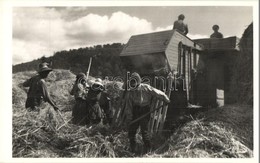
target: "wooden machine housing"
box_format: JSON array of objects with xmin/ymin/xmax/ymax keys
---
[{"xmin": 119, "ymin": 30, "xmax": 203, "ymax": 133}]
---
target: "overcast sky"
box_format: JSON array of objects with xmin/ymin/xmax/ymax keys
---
[{"xmin": 12, "ymin": 6, "xmax": 253, "ymax": 65}]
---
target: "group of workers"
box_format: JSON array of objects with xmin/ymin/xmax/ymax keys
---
[
  {"xmin": 22, "ymin": 14, "xmax": 224, "ymax": 155},
  {"xmin": 23, "ymin": 63, "xmax": 170, "ymax": 154},
  {"xmin": 173, "ymin": 14, "xmax": 223, "ymax": 38},
  {"xmin": 69, "ymin": 73, "xmax": 112, "ymax": 125},
  {"xmin": 23, "ymin": 63, "xmax": 112, "ymax": 126}
]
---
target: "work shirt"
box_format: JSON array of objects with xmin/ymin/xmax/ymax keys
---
[
  {"xmin": 173, "ymin": 20, "xmax": 188, "ymax": 35},
  {"xmin": 87, "ymin": 83, "xmax": 104, "ymax": 102},
  {"xmin": 87, "ymin": 90, "xmax": 102, "ymax": 102},
  {"xmin": 210, "ymin": 32, "xmax": 223, "ymax": 38},
  {"xmin": 70, "ymin": 82, "xmax": 88, "ymax": 100},
  {"xmin": 125, "ymin": 83, "xmax": 170, "ymax": 120},
  {"xmin": 23, "ymin": 75, "xmax": 50, "ymax": 102}
]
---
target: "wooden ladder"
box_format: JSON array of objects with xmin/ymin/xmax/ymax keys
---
[
  {"xmin": 112, "ymin": 76, "xmax": 173, "ymax": 134},
  {"xmin": 149, "ymin": 75, "xmax": 173, "ymax": 134}
]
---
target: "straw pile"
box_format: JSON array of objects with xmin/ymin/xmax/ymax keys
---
[
  {"xmin": 12, "ymin": 69, "xmax": 135, "ymax": 157},
  {"xmin": 13, "ymin": 69, "xmax": 253, "ymax": 158},
  {"xmin": 146, "ymin": 104, "xmax": 253, "ymax": 158},
  {"xmin": 230, "ymin": 23, "xmax": 253, "ymax": 105},
  {"xmin": 13, "ymin": 105, "xmax": 134, "ymax": 157},
  {"xmin": 151, "ymin": 120, "xmax": 252, "ymax": 158}
]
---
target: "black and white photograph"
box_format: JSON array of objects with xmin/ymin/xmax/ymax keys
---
[{"xmin": 1, "ymin": 0, "xmax": 259, "ymax": 162}]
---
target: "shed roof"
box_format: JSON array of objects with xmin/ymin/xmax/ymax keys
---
[{"xmin": 120, "ymin": 30, "xmax": 174, "ymax": 57}]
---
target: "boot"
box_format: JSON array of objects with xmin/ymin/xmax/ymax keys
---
[
  {"xmin": 143, "ymin": 141, "xmax": 151, "ymax": 154},
  {"xmin": 129, "ymin": 140, "xmax": 136, "ymax": 153}
]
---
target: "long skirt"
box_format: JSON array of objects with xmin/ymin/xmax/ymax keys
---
[
  {"xmin": 87, "ymin": 100, "xmax": 103, "ymax": 124},
  {"xmin": 72, "ymin": 98, "xmax": 88, "ymax": 125}
]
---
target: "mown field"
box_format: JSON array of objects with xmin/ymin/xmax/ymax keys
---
[{"xmin": 12, "ymin": 69, "xmax": 253, "ymax": 158}]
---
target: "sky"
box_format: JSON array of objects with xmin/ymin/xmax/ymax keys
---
[{"xmin": 12, "ymin": 6, "xmax": 253, "ymax": 65}]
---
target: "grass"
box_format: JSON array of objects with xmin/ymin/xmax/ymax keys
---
[{"xmin": 12, "ymin": 69, "xmax": 253, "ymax": 158}]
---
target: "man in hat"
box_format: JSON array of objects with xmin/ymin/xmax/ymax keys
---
[
  {"xmin": 173, "ymin": 14, "xmax": 189, "ymax": 35},
  {"xmin": 125, "ymin": 72, "xmax": 170, "ymax": 154},
  {"xmin": 23, "ymin": 62, "xmax": 59, "ymax": 111},
  {"xmin": 210, "ymin": 25, "xmax": 223, "ymax": 38},
  {"xmin": 86, "ymin": 78, "xmax": 105, "ymax": 124}
]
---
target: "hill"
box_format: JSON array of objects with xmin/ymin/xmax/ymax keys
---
[{"xmin": 12, "ymin": 43, "xmax": 126, "ymax": 78}]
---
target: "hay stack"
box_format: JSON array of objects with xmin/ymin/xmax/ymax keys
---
[
  {"xmin": 13, "ymin": 68, "xmax": 253, "ymax": 158},
  {"xmin": 12, "ymin": 69, "xmax": 134, "ymax": 158},
  {"xmin": 12, "ymin": 71, "xmax": 36, "ymax": 108},
  {"xmin": 12, "ymin": 105, "xmax": 134, "ymax": 157},
  {"xmin": 153, "ymin": 119, "xmax": 253, "ymax": 158},
  {"xmin": 145, "ymin": 104, "xmax": 253, "ymax": 158},
  {"xmin": 230, "ymin": 23, "xmax": 253, "ymax": 105}
]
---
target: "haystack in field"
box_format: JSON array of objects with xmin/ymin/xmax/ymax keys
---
[
  {"xmin": 12, "ymin": 69, "xmax": 135, "ymax": 158},
  {"xmin": 147, "ymin": 104, "xmax": 253, "ymax": 158},
  {"xmin": 230, "ymin": 23, "xmax": 253, "ymax": 105},
  {"xmin": 13, "ymin": 103, "xmax": 135, "ymax": 158},
  {"xmin": 12, "ymin": 71, "xmax": 36, "ymax": 107},
  {"xmin": 12, "ymin": 64, "xmax": 253, "ymax": 157}
]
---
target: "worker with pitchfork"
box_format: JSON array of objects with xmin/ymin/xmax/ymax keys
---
[
  {"xmin": 124, "ymin": 72, "xmax": 170, "ymax": 154},
  {"xmin": 23, "ymin": 62, "xmax": 59, "ymax": 112}
]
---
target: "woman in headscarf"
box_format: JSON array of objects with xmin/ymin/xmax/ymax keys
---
[
  {"xmin": 86, "ymin": 78, "xmax": 105, "ymax": 124},
  {"xmin": 70, "ymin": 73, "xmax": 89, "ymax": 125}
]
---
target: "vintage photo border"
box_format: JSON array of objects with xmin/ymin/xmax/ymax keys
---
[{"xmin": 0, "ymin": 0, "xmax": 259, "ymax": 163}]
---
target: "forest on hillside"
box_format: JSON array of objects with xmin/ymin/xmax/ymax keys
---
[{"xmin": 13, "ymin": 43, "xmax": 126, "ymax": 78}]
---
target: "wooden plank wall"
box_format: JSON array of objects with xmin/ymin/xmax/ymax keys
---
[
  {"xmin": 166, "ymin": 31, "xmax": 201, "ymax": 72},
  {"xmin": 194, "ymin": 36, "xmax": 239, "ymax": 50}
]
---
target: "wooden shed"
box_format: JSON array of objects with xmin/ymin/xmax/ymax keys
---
[
  {"xmin": 194, "ymin": 37, "xmax": 240, "ymax": 107},
  {"xmin": 120, "ymin": 30, "xmax": 203, "ymax": 76}
]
